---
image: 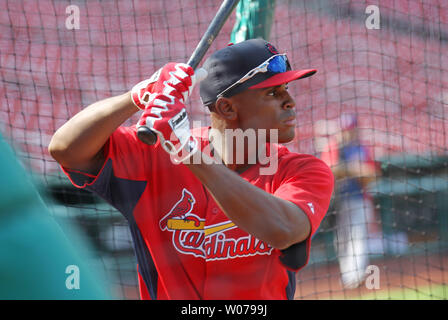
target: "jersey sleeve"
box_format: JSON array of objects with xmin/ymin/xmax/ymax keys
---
[
  {"xmin": 60, "ymin": 125, "xmax": 152, "ymax": 216},
  {"xmin": 273, "ymin": 154, "xmax": 334, "ymax": 271}
]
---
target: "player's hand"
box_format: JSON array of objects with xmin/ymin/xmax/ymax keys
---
[{"xmin": 131, "ymin": 63, "xmax": 207, "ymax": 163}]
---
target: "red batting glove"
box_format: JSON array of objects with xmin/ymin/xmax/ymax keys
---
[{"xmin": 131, "ymin": 63, "xmax": 207, "ymax": 163}]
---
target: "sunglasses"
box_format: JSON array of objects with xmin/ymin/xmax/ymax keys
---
[{"xmin": 216, "ymin": 54, "xmax": 289, "ymax": 99}]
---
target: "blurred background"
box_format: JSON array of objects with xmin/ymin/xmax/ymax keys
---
[{"xmin": 0, "ymin": 0, "xmax": 447, "ymax": 299}]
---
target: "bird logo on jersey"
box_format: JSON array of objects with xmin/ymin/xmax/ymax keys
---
[
  {"xmin": 160, "ymin": 188, "xmax": 273, "ymax": 260},
  {"xmin": 159, "ymin": 188, "xmax": 201, "ymax": 231}
]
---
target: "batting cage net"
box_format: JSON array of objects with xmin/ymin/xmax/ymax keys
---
[{"xmin": 1, "ymin": 0, "xmax": 447, "ymax": 299}]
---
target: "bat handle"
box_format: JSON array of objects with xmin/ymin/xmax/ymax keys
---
[
  {"xmin": 135, "ymin": 52, "xmax": 201, "ymax": 146},
  {"xmin": 135, "ymin": 49, "xmax": 201, "ymax": 146},
  {"xmin": 137, "ymin": 126, "xmax": 158, "ymax": 145},
  {"xmin": 137, "ymin": 0, "xmax": 240, "ymax": 146},
  {"xmin": 137, "ymin": 68, "xmax": 208, "ymax": 146}
]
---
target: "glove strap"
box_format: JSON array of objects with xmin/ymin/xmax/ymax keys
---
[{"xmin": 131, "ymin": 68, "xmax": 162, "ymax": 110}]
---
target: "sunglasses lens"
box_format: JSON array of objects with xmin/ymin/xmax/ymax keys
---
[
  {"xmin": 267, "ymin": 55, "xmax": 287, "ymax": 73},
  {"xmin": 216, "ymin": 54, "xmax": 288, "ymax": 98}
]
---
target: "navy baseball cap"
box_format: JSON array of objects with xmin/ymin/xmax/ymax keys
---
[{"xmin": 199, "ymin": 38, "xmax": 316, "ymax": 106}]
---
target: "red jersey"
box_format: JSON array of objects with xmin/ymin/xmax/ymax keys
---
[{"xmin": 62, "ymin": 126, "xmax": 334, "ymax": 300}]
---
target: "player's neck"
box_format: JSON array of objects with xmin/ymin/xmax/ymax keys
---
[{"xmin": 209, "ymin": 124, "xmax": 263, "ymax": 173}]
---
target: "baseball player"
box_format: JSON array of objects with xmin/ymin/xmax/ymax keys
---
[
  {"xmin": 320, "ymin": 114, "xmax": 378, "ymax": 289},
  {"xmin": 49, "ymin": 39, "xmax": 334, "ymax": 299}
]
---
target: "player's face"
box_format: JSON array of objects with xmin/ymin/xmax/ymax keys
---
[{"xmin": 230, "ymin": 83, "xmax": 297, "ymax": 143}]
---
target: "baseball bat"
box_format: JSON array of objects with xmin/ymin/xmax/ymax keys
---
[
  {"xmin": 137, "ymin": 0, "xmax": 241, "ymax": 145},
  {"xmin": 204, "ymin": 221, "xmax": 236, "ymax": 236}
]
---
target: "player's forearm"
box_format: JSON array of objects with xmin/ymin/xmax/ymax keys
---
[
  {"xmin": 49, "ymin": 91, "xmax": 138, "ymax": 171},
  {"xmin": 185, "ymin": 156, "xmax": 311, "ymax": 250}
]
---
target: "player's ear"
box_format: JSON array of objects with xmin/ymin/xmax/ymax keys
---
[{"xmin": 214, "ymin": 97, "xmax": 238, "ymax": 121}]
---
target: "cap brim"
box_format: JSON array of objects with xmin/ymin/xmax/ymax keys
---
[{"xmin": 249, "ymin": 69, "xmax": 317, "ymax": 89}]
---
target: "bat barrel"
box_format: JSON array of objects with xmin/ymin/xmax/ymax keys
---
[{"xmin": 187, "ymin": 0, "xmax": 240, "ymax": 69}]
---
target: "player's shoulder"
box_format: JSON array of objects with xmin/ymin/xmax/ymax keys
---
[
  {"xmin": 111, "ymin": 125, "xmax": 163, "ymax": 152},
  {"xmin": 276, "ymin": 144, "xmax": 329, "ymax": 167},
  {"xmin": 112, "ymin": 125, "xmax": 140, "ymax": 142},
  {"xmin": 274, "ymin": 144, "xmax": 333, "ymax": 177},
  {"xmin": 108, "ymin": 125, "xmax": 168, "ymax": 163}
]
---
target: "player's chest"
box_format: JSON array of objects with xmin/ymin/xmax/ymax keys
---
[{"xmin": 151, "ymin": 180, "xmax": 274, "ymax": 261}]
